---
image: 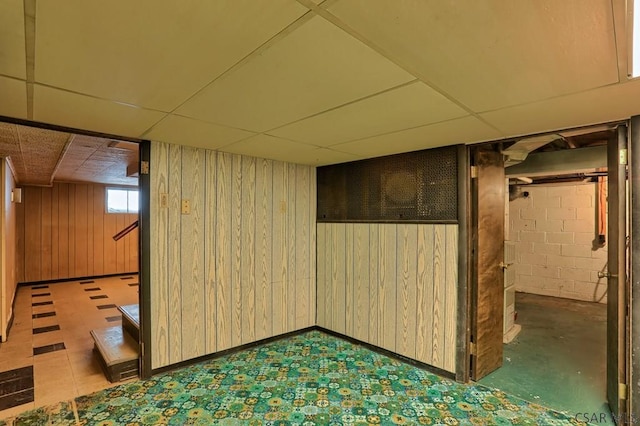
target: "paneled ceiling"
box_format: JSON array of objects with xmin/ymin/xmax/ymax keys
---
[{"xmin": 0, "ymin": 0, "xmax": 639, "ymax": 168}]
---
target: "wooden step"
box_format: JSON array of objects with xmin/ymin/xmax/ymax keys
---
[
  {"xmin": 118, "ymin": 304, "xmax": 139, "ymax": 343},
  {"xmin": 90, "ymin": 326, "xmax": 139, "ymax": 383}
]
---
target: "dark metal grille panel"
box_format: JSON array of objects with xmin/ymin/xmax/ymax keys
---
[{"xmin": 317, "ymin": 146, "xmax": 458, "ymax": 222}]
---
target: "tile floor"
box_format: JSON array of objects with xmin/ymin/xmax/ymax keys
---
[{"xmin": 0, "ymin": 275, "xmax": 139, "ymax": 419}]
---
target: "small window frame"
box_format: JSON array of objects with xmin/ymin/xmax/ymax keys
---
[{"xmin": 106, "ymin": 187, "xmax": 139, "ymax": 214}]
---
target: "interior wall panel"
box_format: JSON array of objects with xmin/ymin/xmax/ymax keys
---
[
  {"xmin": 16, "ymin": 183, "xmax": 138, "ymax": 283},
  {"xmin": 316, "ymin": 223, "xmax": 458, "ymax": 373},
  {"xmin": 149, "ymin": 141, "xmax": 316, "ymax": 370}
]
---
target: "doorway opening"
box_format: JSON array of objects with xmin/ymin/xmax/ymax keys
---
[
  {"xmin": 471, "ymin": 125, "xmax": 624, "ymax": 421},
  {"xmin": 0, "ymin": 119, "xmax": 146, "ymax": 416}
]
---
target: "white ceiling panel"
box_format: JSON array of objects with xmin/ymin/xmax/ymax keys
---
[
  {"xmin": 269, "ymin": 81, "xmax": 467, "ymax": 145},
  {"xmin": 35, "ymin": 0, "xmax": 308, "ymax": 111},
  {"xmin": 176, "ymin": 15, "xmax": 414, "ymax": 132},
  {"xmin": 220, "ymin": 134, "xmax": 358, "ymax": 165},
  {"xmin": 333, "ymin": 116, "xmax": 503, "ymax": 159},
  {"xmin": 0, "ymin": 77, "xmax": 27, "ymax": 119},
  {"xmin": 481, "ymin": 79, "xmax": 640, "ymax": 138},
  {"xmin": 33, "ymin": 85, "xmax": 165, "ymax": 138},
  {"xmin": 145, "ymin": 115, "xmax": 256, "ymax": 150},
  {"xmin": 0, "ymin": 0, "xmax": 26, "ymax": 79},
  {"xmin": 328, "ymin": 0, "xmax": 619, "ymax": 112}
]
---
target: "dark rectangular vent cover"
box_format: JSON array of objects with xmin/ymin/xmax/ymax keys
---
[{"xmin": 317, "ymin": 146, "xmax": 458, "ymax": 222}]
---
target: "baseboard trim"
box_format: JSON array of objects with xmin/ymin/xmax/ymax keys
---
[{"xmin": 18, "ymin": 272, "xmax": 139, "ymax": 287}]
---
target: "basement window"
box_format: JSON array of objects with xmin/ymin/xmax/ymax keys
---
[{"xmin": 106, "ymin": 188, "xmax": 139, "ymax": 213}]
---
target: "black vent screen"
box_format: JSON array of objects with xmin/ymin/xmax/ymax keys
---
[{"xmin": 317, "ymin": 145, "xmax": 458, "ymax": 222}]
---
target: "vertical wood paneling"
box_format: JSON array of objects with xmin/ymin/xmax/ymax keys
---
[
  {"xmin": 86, "ymin": 187, "xmax": 95, "ymax": 275},
  {"xmin": 231, "ymin": 155, "xmax": 243, "ymax": 347},
  {"xmin": 396, "ymin": 224, "xmax": 417, "ymax": 359},
  {"xmin": 216, "ymin": 152, "xmax": 232, "ymax": 352},
  {"xmin": 295, "ymin": 165, "xmax": 311, "ymax": 328},
  {"xmin": 149, "ymin": 142, "xmax": 316, "ymax": 369},
  {"xmin": 92, "ymin": 187, "xmax": 104, "ymax": 276},
  {"xmin": 205, "ymin": 150, "xmax": 217, "ymax": 354},
  {"xmin": 50, "ymin": 185, "xmax": 59, "ymax": 278},
  {"xmin": 67, "ymin": 186, "xmax": 76, "ymax": 275},
  {"xmin": 317, "ymin": 223, "xmax": 458, "ymax": 373},
  {"xmin": 167, "ymin": 143, "xmax": 183, "ymax": 364},
  {"xmin": 150, "ymin": 141, "xmax": 169, "ymax": 369},
  {"xmin": 353, "ymin": 224, "xmax": 369, "ymax": 342},
  {"xmin": 444, "ymin": 226, "xmax": 458, "ymax": 373},
  {"xmin": 331, "ymin": 223, "xmax": 346, "ymax": 334},
  {"xmin": 57, "ymin": 184, "xmax": 69, "ymax": 279},
  {"xmin": 24, "ymin": 188, "xmax": 41, "ymax": 282},
  {"xmin": 271, "ymin": 162, "xmax": 287, "ymax": 334},
  {"xmin": 75, "ymin": 184, "xmax": 88, "ymax": 277},
  {"xmin": 308, "ymin": 168, "xmax": 317, "ymax": 326},
  {"xmin": 180, "ymin": 147, "xmax": 205, "ymax": 360},
  {"xmin": 241, "ymin": 156, "xmax": 256, "ymax": 344},
  {"xmin": 40, "ymin": 188, "xmax": 52, "ymax": 281}
]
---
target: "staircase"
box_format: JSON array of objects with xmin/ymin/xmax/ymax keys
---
[{"xmin": 90, "ymin": 304, "xmax": 139, "ymax": 383}]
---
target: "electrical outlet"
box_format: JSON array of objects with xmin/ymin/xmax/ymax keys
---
[{"xmin": 181, "ymin": 199, "xmax": 191, "ymax": 215}]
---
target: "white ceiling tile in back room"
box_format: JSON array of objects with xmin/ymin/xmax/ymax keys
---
[
  {"xmin": 269, "ymin": 81, "xmax": 468, "ymax": 146},
  {"xmin": 328, "ymin": 0, "xmax": 619, "ymax": 112},
  {"xmin": 34, "ymin": 0, "xmax": 308, "ymax": 111},
  {"xmin": 0, "ymin": 0, "xmax": 26, "ymax": 79},
  {"xmin": 176, "ymin": 15, "xmax": 415, "ymax": 133},
  {"xmin": 220, "ymin": 134, "xmax": 358, "ymax": 165},
  {"xmin": 33, "ymin": 85, "xmax": 165, "ymax": 138},
  {"xmin": 145, "ymin": 115, "xmax": 256, "ymax": 151},
  {"xmin": 0, "ymin": 77, "xmax": 27, "ymax": 119},
  {"xmin": 333, "ymin": 116, "xmax": 503, "ymax": 160}
]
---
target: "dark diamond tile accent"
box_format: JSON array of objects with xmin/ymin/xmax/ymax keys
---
[
  {"xmin": 31, "ymin": 293, "xmax": 51, "ymax": 298},
  {"xmin": 33, "ymin": 325, "xmax": 60, "ymax": 334},
  {"xmin": 90, "ymin": 295, "xmax": 108, "ymax": 300},
  {"xmin": 105, "ymin": 315, "xmax": 122, "ymax": 322},
  {"xmin": 97, "ymin": 304, "xmax": 117, "ymax": 310},
  {"xmin": 33, "ymin": 342, "xmax": 66, "ymax": 356},
  {"xmin": 31, "ymin": 301, "xmax": 53, "ymax": 307},
  {"xmin": 120, "ymin": 276, "xmax": 135, "ymax": 280},
  {"xmin": 0, "ymin": 366, "xmax": 33, "ymax": 396},
  {"xmin": 128, "ymin": 282, "xmax": 139, "ymax": 287},
  {"xmin": 32, "ymin": 311, "xmax": 56, "ymax": 319},
  {"xmin": 0, "ymin": 388, "xmax": 34, "ymax": 410},
  {"xmin": 84, "ymin": 287, "xmax": 101, "ymax": 292},
  {"xmin": 31, "ymin": 285, "xmax": 49, "ymax": 290},
  {"xmin": 79, "ymin": 280, "xmax": 95, "ymax": 284}
]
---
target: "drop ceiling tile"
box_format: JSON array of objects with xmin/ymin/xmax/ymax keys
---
[
  {"xmin": 145, "ymin": 115, "xmax": 256, "ymax": 150},
  {"xmin": 0, "ymin": 77, "xmax": 27, "ymax": 119},
  {"xmin": 220, "ymin": 134, "xmax": 358, "ymax": 165},
  {"xmin": 269, "ymin": 81, "xmax": 467, "ymax": 145},
  {"xmin": 176, "ymin": 15, "xmax": 414, "ymax": 132},
  {"xmin": 480, "ymin": 79, "xmax": 640, "ymax": 138},
  {"xmin": 33, "ymin": 85, "xmax": 165, "ymax": 138},
  {"xmin": 35, "ymin": 0, "xmax": 308, "ymax": 111},
  {"xmin": 0, "ymin": 0, "xmax": 26, "ymax": 79},
  {"xmin": 328, "ymin": 0, "xmax": 619, "ymax": 112},
  {"xmin": 332, "ymin": 116, "xmax": 503, "ymax": 159}
]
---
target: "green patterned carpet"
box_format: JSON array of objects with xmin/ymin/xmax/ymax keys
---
[{"xmin": 1, "ymin": 330, "xmax": 585, "ymax": 425}]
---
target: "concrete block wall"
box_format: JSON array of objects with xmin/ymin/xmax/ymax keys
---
[{"xmin": 509, "ymin": 182, "xmax": 608, "ymax": 303}]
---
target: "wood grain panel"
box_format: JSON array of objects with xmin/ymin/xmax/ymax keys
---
[
  {"xmin": 92, "ymin": 187, "xmax": 104, "ymax": 276},
  {"xmin": 308, "ymin": 168, "xmax": 317, "ymax": 327},
  {"xmin": 148, "ymin": 142, "xmax": 316, "ymax": 369},
  {"xmin": 396, "ymin": 224, "xmax": 417, "ymax": 359},
  {"xmin": 216, "ymin": 152, "xmax": 232, "ymax": 352},
  {"xmin": 150, "ymin": 141, "xmax": 169, "ymax": 369},
  {"xmin": 75, "ymin": 184, "xmax": 88, "ymax": 277},
  {"xmin": 353, "ymin": 224, "xmax": 369, "ymax": 342},
  {"xmin": 57, "ymin": 184, "xmax": 70, "ymax": 278},
  {"xmin": 167, "ymin": 143, "xmax": 183, "ymax": 364},
  {"xmin": 255, "ymin": 158, "xmax": 272, "ymax": 340},
  {"xmin": 331, "ymin": 223, "xmax": 346, "ymax": 334},
  {"xmin": 271, "ymin": 162, "xmax": 287, "ymax": 334},
  {"xmin": 231, "ymin": 154, "xmax": 243, "ymax": 347},
  {"xmin": 50, "ymin": 185, "xmax": 59, "ymax": 278},
  {"xmin": 68, "ymin": 186, "xmax": 76, "ymax": 276},
  {"xmin": 317, "ymin": 223, "xmax": 458, "ymax": 373},
  {"xmin": 204, "ymin": 150, "xmax": 217, "ymax": 354},
  {"xmin": 180, "ymin": 147, "xmax": 205, "ymax": 360},
  {"xmin": 295, "ymin": 165, "xmax": 311, "ymax": 328},
  {"xmin": 24, "ymin": 187, "xmax": 41, "ymax": 282},
  {"xmin": 241, "ymin": 156, "xmax": 256, "ymax": 344},
  {"xmin": 40, "ymin": 188, "xmax": 52, "ymax": 281}
]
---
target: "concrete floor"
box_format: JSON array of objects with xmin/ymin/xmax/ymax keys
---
[{"xmin": 478, "ymin": 292, "xmax": 612, "ymax": 424}]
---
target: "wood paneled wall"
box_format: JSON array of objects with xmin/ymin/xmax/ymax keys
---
[
  {"xmin": 1, "ymin": 160, "xmax": 17, "ymax": 341},
  {"xmin": 149, "ymin": 142, "xmax": 316, "ymax": 369},
  {"xmin": 317, "ymin": 223, "xmax": 458, "ymax": 373},
  {"xmin": 16, "ymin": 183, "xmax": 138, "ymax": 283}
]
